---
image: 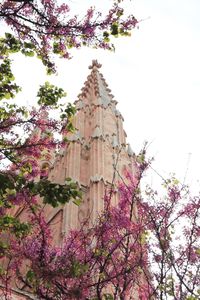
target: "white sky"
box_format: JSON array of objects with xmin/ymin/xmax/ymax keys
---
[{"xmin": 10, "ymin": 0, "xmax": 200, "ymax": 190}]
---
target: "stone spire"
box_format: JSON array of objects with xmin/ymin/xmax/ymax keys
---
[
  {"xmin": 76, "ymin": 59, "xmax": 114, "ymax": 108},
  {"xmin": 47, "ymin": 60, "xmax": 135, "ymax": 239}
]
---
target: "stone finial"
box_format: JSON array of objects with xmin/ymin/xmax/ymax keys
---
[
  {"xmin": 112, "ymin": 133, "xmax": 119, "ymax": 148},
  {"xmin": 92, "ymin": 125, "xmax": 103, "ymax": 138},
  {"xmin": 69, "ymin": 131, "xmax": 82, "ymax": 142},
  {"xmin": 90, "ymin": 174, "xmax": 104, "ymax": 183},
  {"xmin": 115, "ymin": 109, "xmax": 121, "ymax": 117},
  {"xmin": 74, "ymin": 100, "xmax": 84, "ymax": 109},
  {"xmin": 89, "ymin": 59, "xmax": 102, "ymax": 70},
  {"xmin": 127, "ymin": 143, "xmax": 134, "ymax": 156}
]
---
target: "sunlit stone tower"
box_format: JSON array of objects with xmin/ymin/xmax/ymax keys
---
[{"xmin": 46, "ymin": 60, "xmax": 135, "ymax": 243}]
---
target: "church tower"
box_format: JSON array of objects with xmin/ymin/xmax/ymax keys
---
[
  {"xmin": 46, "ymin": 60, "xmax": 135, "ymax": 241},
  {"xmin": 1, "ymin": 61, "xmax": 140, "ymax": 300}
]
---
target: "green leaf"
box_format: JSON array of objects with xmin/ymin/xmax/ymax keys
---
[
  {"xmin": 70, "ymin": 261, "xmax": 88, "ymax": 278},
  {"xmin": 37, "ymin": 81, "xmax": 66, "ymax": 106},
  {"xmin": 0, "ymin": 215, "xmax": 30, "ymax": 238},
  {"xmin": 195, "ymin": 249, "xmax": 200, "ymax": 256},
  {"xmin": 4, "ymin": 93, "xmax": 11, "ymax": 99},
  {"xmin": 26, "ymin": 270, "xmax": 36, "ymax": 284},
  {"xmin": 73, "ymin": 198, "xmax": 82, "ymax": 206},
  {"xmin": 25, "ymin": 51, "xmax": 35, "ymax": 57},
  {"xmin": 111, "ymin": 23, "xmax": 119, "ymax": 36},
  {"xmin": 103, "ymin": 294, "xmax": 114, "ymax": 300},
  {"xmin": 28, "ymin": 178, "xmax": 82, "ymax": 207}
]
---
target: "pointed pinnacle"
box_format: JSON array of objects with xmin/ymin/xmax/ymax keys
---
[{"xmin": 88, "ymin": 59, "xmax": 102, "ymax": 70}]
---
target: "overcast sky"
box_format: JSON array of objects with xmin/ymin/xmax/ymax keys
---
[{"xmin": 11, "ymin": 0, "xmax": 200, "ymax": 190}]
